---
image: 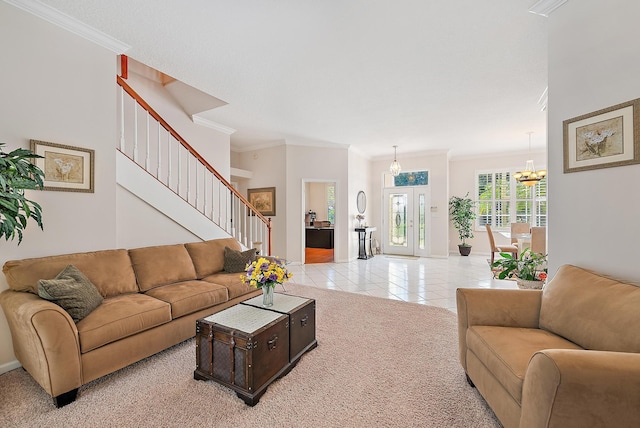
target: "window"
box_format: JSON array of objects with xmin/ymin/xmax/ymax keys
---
[
  {"xmin": 327, "ymin": 183, "xmax": 335, "ymax": 224},
  {"xmin": 476, "ymin": 170, "xmax": 546, "ymax": 229}
]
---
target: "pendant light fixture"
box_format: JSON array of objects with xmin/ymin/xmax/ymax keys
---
[
  {"xmin": 389, "ymin": 145, "xmax": 402, "ymax": 176},
  {"xmin": 514, "ymin": 132, "xmax": 547, "ymax": 186}
]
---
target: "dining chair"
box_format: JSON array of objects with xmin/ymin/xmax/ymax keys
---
[
  {"xmin": 530, "ymin": 226, "xmax": 547, "ymax": 254},
  {"xmin": 486, "ymin": 224, "xmax": 519, "ymax": 265},
  {"xmin": 510, "ymin": 222, "xmax": 530, "ymax": 245}
]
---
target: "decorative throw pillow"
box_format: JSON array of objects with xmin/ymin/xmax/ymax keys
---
[
  {"xmin": 223, "ymin": 246, "xmax": 257, "ymax": 273},
  {"xmin": 38, "ymin": 265, "xmax": 104, "ymax": 323}
]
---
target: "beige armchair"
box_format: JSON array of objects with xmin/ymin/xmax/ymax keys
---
[{"xmin": 457, "ymin": 264, "xmax": 640, "ymax": 427}]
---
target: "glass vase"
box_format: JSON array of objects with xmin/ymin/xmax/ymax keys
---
[{"xmin": 262, "ymin": 285, "xmax": 274, "ymax": 307}]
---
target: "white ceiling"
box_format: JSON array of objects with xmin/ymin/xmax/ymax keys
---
[{"xmin": 38, "ymin": 0, "xmax": 549, "ymax": 159}]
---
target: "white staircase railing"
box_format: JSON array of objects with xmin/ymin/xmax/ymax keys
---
[{"xmin": 116, "ymin": 75, "xmax": 271, "ymax": 254}]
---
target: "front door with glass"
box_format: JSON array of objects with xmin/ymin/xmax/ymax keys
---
[{"xmin": 382, "ymin": 187, "xmax": 430, "ymax": 257}]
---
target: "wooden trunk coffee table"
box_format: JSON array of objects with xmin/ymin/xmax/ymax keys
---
[
  {"xmin": 241, "ymin": 293, "xmax": 317, "ymax": 364},
  {"xmin": 194, "ymin": 293, "xmax": 316, "ymax": 406}
]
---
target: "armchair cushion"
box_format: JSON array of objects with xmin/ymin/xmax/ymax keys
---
[
  {"xmin": 467, "ymin": 326, "xmax": 582, "ymax": 404},
  {"xmin": 38, "ymin": 265, "xmax": 103, "ymax": 323},
  {"xmin": 540, "ymin": 264, "xmax": 640, "ymax": 353}
]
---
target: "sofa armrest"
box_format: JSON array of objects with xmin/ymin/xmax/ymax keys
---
[
  {"xmin": 456, "ymin": 288, "xmax": 542, "ymax": 370},
  {"xmin": 0, "ymin": 290, "xmax": 82, "ymax": 398},
  {"xmin": 521, "ymin": 349, "xmax": 640, "ymax": 428}
]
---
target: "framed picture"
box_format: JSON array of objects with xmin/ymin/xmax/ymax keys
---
[
  {"xmin": 30, "ymin": 140, "xmax": 95, "ymax": 192},
  {"xmin": 563, "ymin": 98, "xmax": 640, "ymax": 173},
  {"xmin": 247, "ymin": 187, "xmax": 276, "ymax": 216}
]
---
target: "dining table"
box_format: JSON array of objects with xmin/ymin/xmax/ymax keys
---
[{"xmin": 498, "ymin": 231, "xmax": 532, "ymax": 253}]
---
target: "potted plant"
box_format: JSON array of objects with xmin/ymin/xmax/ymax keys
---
[
  {"xmin": 491, "ymin": 248, "xmax": 548, "ymax": 289},
  {"xmin": 0, "ymin": 143, "xmax": 45, "ymax": 244},
  {"xmin": 449, "ymin": 193, "xmax": 476, "ymax": 256}
]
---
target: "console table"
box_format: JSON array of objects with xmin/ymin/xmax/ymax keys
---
[{"xmin": 355, "ymin": 226, "xmax": 376, "ymax": 259}]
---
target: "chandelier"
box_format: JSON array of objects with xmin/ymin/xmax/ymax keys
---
[
  {"xmin": 389, "ymin": 145, "xmax": 402, "ymax": 176},
  {"xmin": 514, "ymin": 132, "xmax": 546, "ymax": 186}
]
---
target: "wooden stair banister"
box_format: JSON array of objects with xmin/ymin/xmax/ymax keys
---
[{"xmin": 116, "ymin": 74, "xmax": 271, "ymax": 254}]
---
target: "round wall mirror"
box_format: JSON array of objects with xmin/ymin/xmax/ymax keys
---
[{"xmin": 356, "ymin": 191, "xmax": 366, "ymax": 214}]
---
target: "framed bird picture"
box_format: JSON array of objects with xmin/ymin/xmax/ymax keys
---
[{"xmin": 30, "ymin": 140, "xmax": 95, "ymax": 192}]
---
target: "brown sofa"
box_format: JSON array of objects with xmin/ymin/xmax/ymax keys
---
[
  {"xmin": 0, "ymin": 238, "xmax": 261, "ymax": 407},
  {"xmin": 456, "ymin": 264, "xmax": 640, "ymax": 428}
]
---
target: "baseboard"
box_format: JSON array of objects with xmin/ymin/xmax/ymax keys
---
[{"xmin": 0, "ymin": 359, "xmax": 22, "ymax": 375}]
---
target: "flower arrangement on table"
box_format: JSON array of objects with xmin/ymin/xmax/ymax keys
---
[
  {"xmin": 491, "ymin": 248, "xmax": 547, "ymax": 289},
  {"xmin": 241, "ymin": 257, "xmax": 293, "ymax": 289},
  {"xmin": 242, "ymin": 257, "xmax": 292, "ymax": 306}
]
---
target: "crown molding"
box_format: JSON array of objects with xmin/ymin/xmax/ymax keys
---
[
  {"xmin": 191, "ymin": 115, "xmax": 236, "ymax": 135},
  {"xmin": 230, "ymin": 140, "xmax": 286, "ymax": 153},
  {"xmin": 528, "ymin": 0, "xmax": 568, "ymax": 17},
  {"xmin": 4, "ymin": 0, "xmax": 130, "ymax": 53}
]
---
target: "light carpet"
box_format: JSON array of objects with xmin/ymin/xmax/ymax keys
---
[{"xmin": 0, "ymin": 284, "xmax": 499, "ymax": 427}]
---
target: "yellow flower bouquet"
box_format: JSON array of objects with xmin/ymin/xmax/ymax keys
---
[{"xmin": 241, "ymin": 257, "xmax": 292, "ymax": 290}]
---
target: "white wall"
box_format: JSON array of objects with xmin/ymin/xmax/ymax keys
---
[
  {"xmin": 286, "ymin": 144, "xmax": 349, "ymax": 263},
  {"xmin": 348, "ymin": 149, "xmax": 373, "ymax": 259},
  {"xmin": 234, "ymin": 144, "xmax": 288, "ymax": 258},
  {"xmin": 547, "ymin": 0, "xmax": 640, "ymax": 282},
  {"xmin": 0, "ymin": 4, "xmax": 118, "ymax": 369},
  {"xmin": 449, "ymin": 151, "xmax": 546, "ymax": 255},
  {"xmin": 116, "ymin": 187, "xmax": 200, "ymax": 249}
]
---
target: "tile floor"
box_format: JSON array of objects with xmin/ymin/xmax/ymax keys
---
[{"xmin": 285, "ymin": 254, "xmax": 517, "ymax": 312}]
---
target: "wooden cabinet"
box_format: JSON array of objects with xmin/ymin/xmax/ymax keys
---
[{"xmin": 305, "ymin": 227, "xmax": 334, "ymax": 249}]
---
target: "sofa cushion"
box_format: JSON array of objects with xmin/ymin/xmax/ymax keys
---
[
  {"xmin": 37, "ymin": 265, "xmax": 104, "ymax": 323},
  {"xmin": 129, "ymin": 244, "xmax": 197, "ymax": 292},
  {"xmin": 77, "ymin": 294, "xmax": 171, "ymax": 353},
  {"xmin": 467, "ymin": 326, "xmax": 582, "ymax": 404},
  {"xmin": 202, "ymin": 272, "xmax": 255, "ymax": 299},
  {"xmin": 540, "ymin": 264, "xmax": 640, "ymax": 353},
  {"xmin": 2, "ymin": 249, "xmax": 138, "ymax": 297},
  {"xmin": 184, "ymin": 238, "xmax": 242, "ymax": 278},
  {"xmin": 144, "ymin": 280, "xmax": 228, "ymax": 319},
  {"xmin": 223, "ymin": 246, "xmax": 257, "ymax": 273}
]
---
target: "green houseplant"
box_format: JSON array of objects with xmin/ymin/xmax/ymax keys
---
[
  {"xmin": 0, "ymin": 143, "xmax": 45, "ymax": 244},
  {"xmin": 449, "ymin": 193, "xmax": 476, "ymax": 256},
  {"xmin": 491, "ymin": 248, "xmax": 548, "ymax": 289}
]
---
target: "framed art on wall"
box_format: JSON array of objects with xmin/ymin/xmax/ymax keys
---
[
  {"xmin": 247, "ymin": 187, "xmax": 276, "ymax": 216},
  {"xmin": 563, "ymin": 98, "xmax": 640, "ymax": 173},
  {"xmin": 30, "ymin": 140, "xmax": 95, "ymax": 192}
]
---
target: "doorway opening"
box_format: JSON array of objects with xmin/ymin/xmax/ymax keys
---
[{"xmin": 304, "ymin": 181, "xmax": 336, "ymax": 264}]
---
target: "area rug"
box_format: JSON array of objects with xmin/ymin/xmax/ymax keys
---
[{"xmin": 0, "ymin": 284, "xmax": 499, "ymax": 428}]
